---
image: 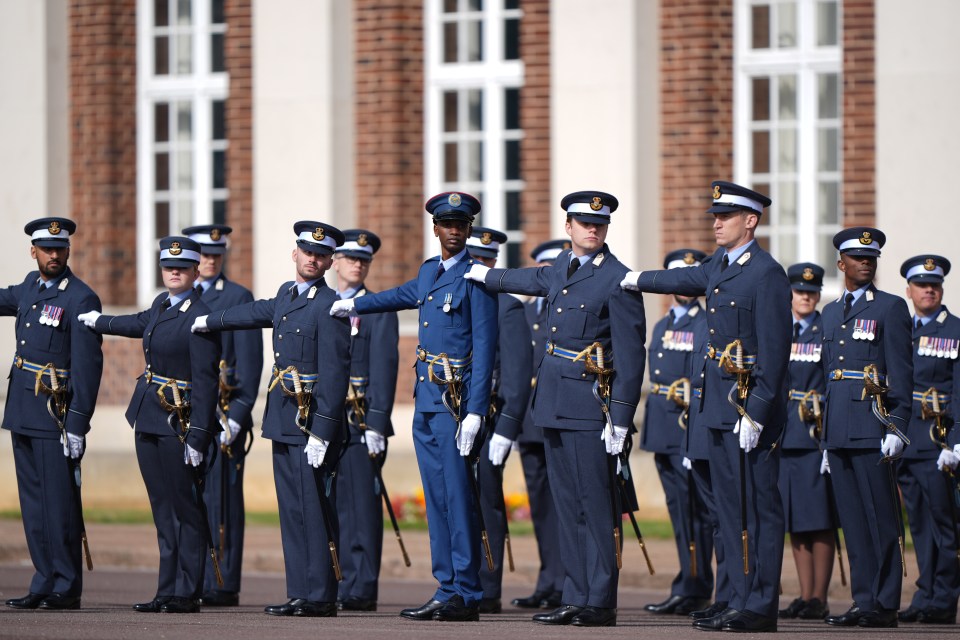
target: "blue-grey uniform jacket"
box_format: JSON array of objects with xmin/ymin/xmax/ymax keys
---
[
  {"xmin": 518, "ymin": 298, "xmax": 549, "ymax": 443},
  {"xmin": 783, "ymin": 312, "xmax": 826, "ymax": 451},
  {"xmin": 491, "ymin": 293, "xmax": 533, "ymax": 441},
  {"xmin": 344, "ymin": 287, "xmax": 399, "ymax": 440},
  {"xmin": 905, "ymin": 306, "xmax": 960, "ymax": 456}
]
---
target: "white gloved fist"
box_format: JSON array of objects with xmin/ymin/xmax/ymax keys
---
[
  {"xmin": 61, "ymin": 433, "xmax": 85, "ymax": 459},
  {"xmin": 936, "ymin": 447, "xmax": 960, "ymax": 472},
  {"xmin": 682, "ymin": 456, "xmax": 692, "ymax": 471},
  {"xmin": 733, "ymin": 417, "xmax": 763, "ymax": 452},
  {"xmin": 880, "ymin": 434, "xmax": 904, "ymax": 458},
  {"xmin": 457, "ymin": 413, "xmax": 483, "ymax": 456},
  {"xmin": 488, "ymin": 433, "xmax": 514, "ymax": 466},
  {"xmin": 364, "ymin": 429, "xmax": 386, "ymax": 456},
  {"xmin": 304, "ymin": 438, "xmax": 329, "ymax": 468},
  {"xmin": 463, "ymin": 264, "xmax": 490, "ymax": 283},
  {"xmin": 77, "ymin": 310, "xmax": 101, "ymax": 328},
  {"xmin": 619, "ymin": 271, "xmax": 642, "ymax": 291},
  {"xmin": 184, "ymin": 444, "xmax": 203, "ymax": 467},
  {"xmin": 330, "ymin": 298, "xmax": 355, "ymax": 318},
  {"xmin": 191, "ymin": 315, "xmax": 209, "ymax": 333},
  {"xmin": 220, "ymin": 417, "xmax": 241, "ymax": 446},
  {"xmin": 601, "ymin": 425, "xmax": 629, "ymax": 455},
  {"xmin": 820, "ymin": 450, "xmax": 831, "ymax": 475}
]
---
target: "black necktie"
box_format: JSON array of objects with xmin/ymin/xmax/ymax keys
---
[
  {"xmin": 843, "ymin": 292, "xmax": 854, "ymax": 316},
  {"xmin": 915, "ymin": 317, "xmax": 923, "ymax": 330},
  {"xmin": 567, "ymin": 258, "xmax": 580, "ymax": 279},
  {"xmin": 290, "ymin": 286, "xmax": 299, "ymax": 301},
  {"xmin": 161, "ymin": 298, "xmax": 171, "ymax": 311},
  {"xmin": 435, "ymin": 263, "xmax": 446, "ymax": 283},
  {"xmin": 721, "ymin": 254, "xmax": 729, "ymax": 272},
  {"xmin": 793, "ymin": 322, "xmax": 801, "ymax": 340},
  {"xmin": 666, "ymin": 313, "xmax": 675, "ymax": 328}
]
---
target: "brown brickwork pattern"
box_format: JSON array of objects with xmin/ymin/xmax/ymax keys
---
[
  {"xmin": 842, "ymin": 0, "xmax": 876, "ymax": 227},
  {"xmin": 99, "ymin": 338, "xmax": 148, "ymax": 406},
  {"xmin": 69, "ymin": 0, "xmax": 138, "ymax": 307},
  {"xmin": 225, "ymin": 0, "xmax": 254, "ymax": 288}
]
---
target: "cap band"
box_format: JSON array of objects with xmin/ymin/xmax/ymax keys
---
[
  {"xmin": 534, "ymin": 248, "xmax": 563, "ymax": 263},
  {"xmin": 160, "ymin": 248, "xmax": 201, "ymax": 262},
  {"xmin": 297, "ymin": 231, "xmax": 338, "ymax": 251},
  {"xmin": 566, "ymin": 202, "xmax": 612, "ymax": 216},
  {"xmin": 188, "ymin": 232, "xmax": 227, "ymax": 247},
  {"xmin": 32, "ymin": 228, "xmax": 71, "ymax": 241},
  {"xmin": 667, "ymin": 259, "xmax": 701, "ymax": 270},
  {"xmin": 906, "ymin": 264, "xmax": 945, "ymax": 280},
  {"xmin": 838, "ymin": 238, "xmax": 880, "ymax": 253},
  {"xmin": 336, "ymin": 241, "xmax": 374, "ymax": 255},
  {"xmin": 713, "ymin": 193, "xmax": 763, "ymax": 213},
  {"xmin": 466, "ymin": 237, "xmax": 500, "ymax": 253}
]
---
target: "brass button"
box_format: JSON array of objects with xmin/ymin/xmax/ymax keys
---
[
  {"xmin": 580, "ymin": 304, "xmax": 585, "ymax": 309},
  {"xmin": 419, "ymin": 376, "xmax": 425, "ymax": 382},
  {"xmin": 20, "ymin": 339, "xmax": 26, "ymax": 345},
  {"xmin": 32, "ymin": 305, "xmax": 36, "ymax": 309},
  {"xmin": 147, "ymin": 364, "xmax": 152, "ymax": 370},
  {"xmin": 710, "ymin": 308, "xmax": 716, "ymax": 313},
  {"xmin": 839, "ymin": 340, "xmax": 845, "ymax": 345},
  {"xmin": 709, "ymin": 329, "xmax": 715, "ymax": 334},
  {"xmin": 145, "ymin": 348, "xmax": 149, "ymax": 353},
  {"xmin": 654, "ymin": 369, "xmax": 661, "ymax": 375},
  {"xmin": 282, "ymin": 316, "xmax": 287, "ymax": 321},
  {"xmin": 557, "ymin": 308, "xmax": 562, "ymax": 313},
  {"xmin": 730, "ymin": 301, "xmax": 736, "ymax": 306},
  {"xmin": 551, "ymin": 327, "xmax": 557, "ymax": 333},
  {"xmin": 296, "ymin": 329, "xmax": 300, "ymax": 333},
  {"xmin": 278, "ymin": 335, "xmax": 283, "ymax": 339},
  {"xmin": 427, "ymin": 295, "xmax": 433, "ymax": 301},
  {"xmin": 839, "ymin": 356, "xmax": 845, "ymax": 362},
  {"xmin": 713, "ymin": 288, "xmax": 719, "ymax": 294},
  {"xmin": 25, "ymin": 323, "xmax": 29, "ymax": 327},
  {"xmin": 657, "ymin": 352, "xmax": 663, "ymax": 358},
  {"xmin": 533, "ymin": 323, "xmax": 540, "ymax": 330},
  {"xmin": 275, "ymin": 352, "xmax": 280, "ymax": 357},
  {"xmin": 581, "ymin": 373, "xmax": 587, "ymax": 378},
  {"xmin": 841, "ymin": 324, "xmax": 846, "ymax": 330},
  {"xmin": 562, "ymin": 289, "xmax": 568, "ymax": 295},
  {"xmin": 700, "ymin": 372, "xmax": 705, "ymax": 378},
  {"xmin": 423, "ymin": 321, "xmax": 429, "ymax": 327}
]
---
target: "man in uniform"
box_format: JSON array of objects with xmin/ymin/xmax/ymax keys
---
[
  {"xmin": 331, "ymin": 229, "xmax": 400, "ymax": 612},
  {"xmin": 896, "ymin": 254, "xmax": 960, "ymax": 624},
  {"xmin": 642, "ymin": 248, "xmax": 713, "ymax": 616},
  {"xmin": 2, "ymin": 218, "xmax": 103, "ymax": 610},
  {"xmin": 181, "ymin": 224, "xmax": 264, "ymax": 608},
  {"xmin": 463, "ymin": 226, "xmax": 533, "ymax": 614},
  {"xmin": 193, "ymin": 221, "xmax": 351, "ymax": 618},
  {"xmin": 330, "ymin": 193, "xmax": 498, "ymax": 622},
  {"xmin": 818, "ymin": 227, "xmax": 912, "ymax": 628},
  {"xmin": 466, "ymin": 190, "xmax": 647, "ymax": 627},
  {"xmin": 622, "ymin": 181, "xmax": 791, "ymax": 633}
]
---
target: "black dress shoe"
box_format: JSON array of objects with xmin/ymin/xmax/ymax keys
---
[
  {"xmin": 898, "ymin": 606, "xmax": 921, "ymax": 622},
  {"xmin": 265, "ymin": 598, "xmax": 307, "ymax": 616},
  {"xmin": 541, "ymin": 591, "xmax": 563, "ymax": 609},
  {"xmin": 478, "ymin": 597, "xmax": 501, "ymax": 614},
  {"xmin": 571, "ymin": 606, "xmax": 617, "ymax": 627},
  {"xmin": 5, "ymin": 593, "xmax": 48, "ymax": 610},
  {"xmin": 198, "ymin": 590, "xmax": 239, "ymax": 607},
  {"xmin": 798, "ymin": 598, "xmax": 829, "ymax": 620},
  {"xmin": 38, "ymin": 594, "xmax": 81, "ymax": 610},
  {"xmin": 400, "ymin": 598, "xmax": 445, "ymax": 620},
  {"xmin": 433, "ymin": 595, "xmax": 479, "ymax": 622},
  {"xmin": 533, "ymin": 604, "xmax": 584, "ymax": 625},
  {"xmin": 644, "ymin": 594, "xmax": 686, "ymax": 614},
  {"xmin": 857, "ymin": 608, "xmax": 897, "ymax": 628},
  {"xmin": 692, "ymin": 607, "xmax": 740, "ymax": 630},
  {"xmin": 721, "ymin": 610, "xmax": 777, "ymax": 633},
  {"xmin": 133, "ymin": 596, "xmax": 171, "ymax": 613},
  {"xmin": 918, "ymin": 607, "xmax": 957, "ymax": 624},
  {"xmin": 825, "ymin": 604, "xmax": 864, "ymax": 626},
  {"xmin": 778, "ymin": 597, "xmax": 806, "ymax": 619},
  {"xmin": 293, "ymin": 601, "xmax": 337, "ymax": 617},
  {"xmin": 690, "ymin": 600, "xmax": 727, "ymax": 620},
  {"xmin": 675, "ymin": 597, "xmax": 711, "ymax": 616},
  {"xmin": 511, "ymin": 592, "xmax": 550, "ymax": 608},
  {"xmin": 338, "ymin": 597, "xmax": 377, "ymax": 612},
  {"xmin": 160, "ymin": 597, "xmax": 199, "ymax": 613}
]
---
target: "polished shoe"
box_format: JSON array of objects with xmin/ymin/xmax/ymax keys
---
[
  {"xmin": 533, "ymin": 604, "xmax": 584, "ymax": 625},
  {"xmin": 400, "ymin": 598, "xmax": 445, "ymax": 620},
  {"xmin": 541, "ymin": 591, "xmax": 563, "ymax": 609},
  {"xmin": 571, "ymin": 606, "xmax": 617, "ymax": 627},
  {"xmin": 512, "ymin": 591, "xmax": 550, "ymax": 608},
  {"xmin": 898, "ymin": 606, "xmax": 922, "ymax": 622},
  {"xmin": 5, "ymin": 593, "xmax": 48, "ymax": 610},
  {"xmin": 675, "ymin": 597, "xmax": 711, "ymax": 616},
  {"xmin": 721, "ymin": 610, "xmax": 777, "ymax": 632},
  {"xmin": 198, "ymin": 590, "xmax": 239, "ymax": 607},
  {"xmin": 690, "ymin": 600, "xmax": 728, "ymax": 620},
  {"xmin": 857, "ymin": 608, "xmax": 898, "ymax": 628},
  {"xmin": 798, "ymin": 598, "xmax": 829, "ymax": 620},
  {"xmin": 692, "ymin": 607, "xmax": 740, "ymax": 630},
  {"xmin": 160, "ymin": 597, "xmax": 199, "ymax": 613},
  {"xmin": 433, "ymin": 595, "xmax": 479, "ymax": 622},
  {"xmin": 778, "ymin": 597, "xmax": 806, "ymax": 619},
  {"xmin": 478, "ymin": 598, "xmax": 501, "ymax": 614},
  {"xmin": 38, "ymin": 594, "xmax": 81, "ymax": 610},
  {"xmin": 133, "ymin": 596, "xmax": 171, "ymax": 613},
  {"xmin": 293, "ymin": 601, "xmax": 337, "ymax": 617},
  {"xmin": 644, "ymin": 594, "xmax": 686, "ymax": 614},
  {"xmin": 825, "ymin": 604, "xmax": 864, "ymax": 626},
  {"xmin": 265, "ymin": 598, "xmax": 307, "ymax": 616},
  {"xmin": 918, "ymin": 607, "xmax": 957, "ymax": 624},
  {"xmin": 338, "ymin": 597, "xmax": 377, "ymax": 612}
]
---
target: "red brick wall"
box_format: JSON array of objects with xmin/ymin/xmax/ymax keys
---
[
  {"xmin": 225, "ymin": 0, "xmax": 254, "ymax": 288},
  {"xmin": 841, "ymin": 0, "xmax": 875, "ymax": 227},
  {"xmin": 97, "ymin": 338, "xmax": 146, "ymax": 406}
]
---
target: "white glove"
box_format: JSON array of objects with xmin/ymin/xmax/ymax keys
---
[
  {"xmin": 820, "ymin": 450, "xmax": 831, "ymax": 475},
  {"xmin": 488, "ymin": 433, "xmax": 514, "ymax": 466},
  {"xmin": 61, "ymin": 433, "xmax": 85, "ymax": 459},
  {"xmin": 77, "ymin": 310, "xmax": 101, "ymax": 328},
  {"xmin": 601, "ymin": 425, "xmax": 629, "ymax": 455},
  {"xmin": 463, "ymin": 264, "xmax": 490, "ymax": 283},
  {"xmin": 880, "ymin": 434, "xmax": 904, "ymax": 458},
  {"xmin": 304, "ymin": 438, "xmax": 328, "ymax": 468},
  {"xmin": 220, "ymin": 417, "xmax": 241, "ymax": 446},
  {"xmin": 330, "ymin": 298, "xmax": 355, "ymax": 318},
  {"xmin": 681, "ymin": 456, "xmax": 692, "ymax": 471},
  {"xmin": 936, "ymin": 448, "xmax": 960, "ymax": 472},
  {"xmin": 619, "ymin": 271, "xmax": 641, "ymax": 291},
  {"xmin": 457, "ymin": 413, "xmax": 483, "ymax": 456},
  {"xmin": 191, "ymin": 315, "xmax": 209, "ymax": 333},
  {"xmin": 733, "ymin": 417, "xmax": 763, "ymax": 452},
  {"xmin": 184, "ymin": 444, "xmax": 203, "ymax": 467},
  {"xmin": 364, "ymin": 429, "xmax": 386, "ymax": 456}
]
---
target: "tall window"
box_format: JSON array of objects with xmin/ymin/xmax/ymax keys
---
[
  {"xmin": 735, "ymin": 0, "xmax": 841, "ymax": 272},
  {"xmin": 425, "ymin": 0, "xmax": 524, "ymax": 266},
  {"xmin": 137, "ymin": 0, "xmax": 228, "ymax": 302}
]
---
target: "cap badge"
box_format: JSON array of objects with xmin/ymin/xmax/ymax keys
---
[
  {"xmin": 448, "ymin": 193, "xmax": 462, "ymax": 207},
  {"xmin": 924, "ymin": 258, "xmax": 936, "ymax": 271},
  {"xmin": 313, "ymin": 227, "xmax": 325, "ymax": 241},
  {"xmin": 802, "ymin": 267, "xmax": 814, "ymax": 281},
  {"xmin": 712, "ymin": 185, "xmax": 721, "ymax": 199},
  {"xmin": 48, "ymin": 221, "xmax": 62, "ymax": 235},
  {"xmin": 589, "ymin": 197, "xmax": 603, "ymax": 212},
  {"xmin": 859, "ymin": 231, "xmax": 872, "ymax": 245},
  {"xmin": 357, "ymin": 233, "xmax": 368, "ymax": 247},
  {"xmin": 210, "ymin": 228, "xmax": 221, "ymax": 241},
  {"xmin": 563, "ymin": 241, "xmax": 571, "ymax": 250},
  {"xmin": 169, "ymin": 241, "xmax": 182, "ymax": 256},
  {"xmin": 480, "ymin": 232, "xmax": 493, "ymax": 245},
  {"xmin": 683, "ymin": 252, "xmax": 695, "ymax": 265}
]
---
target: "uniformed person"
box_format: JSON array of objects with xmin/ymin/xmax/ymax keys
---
[
  {"xmin": 818, "ymin": 227, "xmax": 913, "ymax": 628},
  {"xmin": 2, "ymin": 218, "xmax": 103, "ymax": 611},
  {"xmin": 464, "ymin": 226, "xmax": 533, "ymax": 614},
  {"xmin": 511, "ymin": 239, "xmax": 568, "ymax": 611},
  {"xmin": 622, "ymin": 181, "xmax": 791, "ymax": 633},
  {"xmin": 331, "ymin": 229, "xmax": 400, "ymax": 612},
  {"xmin": 896, "ymin": 254, "xmax": 960, "ymax": 624},
  {"xmin": 466, "ymin": 190, "xmax": 647, "ymax": 627},
  {"xmin": 179, "ymin": 224, "xmax": 264, "ymax": 608},
  {"xmin": 330, "ymin": 193, "xmax": 498, "ymax": 622},
  {"xmin": 78, "ymin": 236, "xmax": 220, "ymax": 613},
  {"xmin": 642, "ymin": 249, "xmax": 714, "ymax": 616},
  {"xmin": 192, "ymin": 221, "xmax": 351, "ymax": 618},
  {"xmin": 778, "ymin": 263, "xmax": 835, "ymax": 621}
]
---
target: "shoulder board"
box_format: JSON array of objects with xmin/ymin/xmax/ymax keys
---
[
  {"xmin": 737, "ymin": 252, "xmax": 751, "ymax": 266},
  {"xmin": 216, "ymin": 279, "xmax": 224, "ymax": 291},
  {"xmin": 308, "ymin": 285, "xmax": 318, "ymax": 299},
  {"xmin": 937, "ymin": 309, "xmax": 948, "ymax": 324},
  {"xmin": 865, "ymin": 290, "xmax": 874, "ymax": 302},
  {"xmin": 180, "ymin": 299, "xmax": 192, "ymax": 313},
  {"xmin": 688, "ymin": 306, "xmax": 699, "ymax": 317},
  {"xmin": 592, "ymin": 253, "xmax": 605, "ymax": 267},
  {"xmin": 58, "ymin": 278, "xmax": 69, "ymax": 291}
]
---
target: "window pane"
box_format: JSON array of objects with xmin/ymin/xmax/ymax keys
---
[
  {"xmin": 177, "ymin": 151, "xmax": 193, "ymax": 189},
  {"xmin": 177, "ymin": 199, "xmax": 193, "ymax": 230},
  {"xmin": 212, "ymin": 100, "xmax": 226, "ymax": 139},
  {"xmin": 778, "ymin": 2, "xmax": 797, "ymax": 48},
  {"xmin": 752, "ymin": 77, "xmax": 770, "ymax": 121},
  {"xmin": 818, "ymin": 181, "xmax": 839, "ymax": 224},
  {"xmin": 444, "ymin": 0, "xmax": 457, "ymax": 12},
  {"xmin": 752, "ymin": 130, "xmax": 770, "ymax": 173},
  {"xmin": 212, "ymin": 0, "xmax": 225, "ymax": 24},
  {"xmin": 177, "ymin": 103, "xmax": 193, "ymax": 140},
  {"xmin": 155, "ymin": 0, "xmax": 169, "ymax": 27},
  {"xmin": 818, "ymin": 73, "xmax": 839, "ymax": 119},
  {"xmin": 155, "ymin": 152, "xmax": 170, "ymax": 190},
  {"xmin": 444, "ymin": 143, "xmax": 458, "ymax": 181},
  {"xmin": 817, "ymin": 1, "xmax": 839, "ymax": 47},
  {"xmin": 751, "ymin": 5, "xmax": 770, "ymax": 49},
  {"xmin": 504, "ymin": 18, "xmax": 520, "ymax": 60},
  {"xmin": 211, "ymin": 33, "xmax": 225, "ymax": 72},
  {"xmin": 506, "ymin": 243, "xmax": 520, "ymax": 268},
  {"xmin": 467, "ymin": 89, "xmax": 483, "ymax": 131},
  {"xmin": 467, "ymin": 20, "xmax": 483, "ymax": 62},
  {"xmin": 466, "ymin": 141, "xmax": 483, "ymax": 181},
  {"xmin": 818, "ymin": 128, "xmax": 839, "ymax": 171},
  {"xmin": 778, "ymin": 129, "xmax": 797, "ymax": 172},
  {"xmin": 176, "ymin": 34, "xmax": 192, "ymax": 74},
  {"xmin": 778, "ymin": 232, "xmax": 798, "ymax": 265},
  {"xmin": 505, "ymin": 140, "xmax": 520, "ymax": 180},
  {"xmin": 468, "ymin": 0, "xmax": 482, "ymax": 10},
  {"xmin": 155, "ymin": 201, "xmax": 170, "ymax": 237},
  {"xmin": 213, "ymin": 199, "xmax": 227, "ymax": 225},
  {"xmin": 213, "ymin": 150, "xmax": 226, "ymax": 189},
  {"xmin": 154, "ymin": 36, "xmax": 169, "ymax": 75},
  {"xmin": 505, "ymin": 88, "xmax": 520, "ymax": 130},
  {"xmin": 505, "ymin": 191, "xmax": 521, "ymax": 230},
  {"xmin": 778, "ymin": 181, "xmax": 797, "ymax": 225},
  {"xmin": 177, "ymin": 0, "xmax": 192, "ymax": 25},
  {"xmin": 443, "ymin": 23, "xmax": 458, "ymax": 63},
  {"xmin": 778, "ymin": 75, "xmax": 797, "ymax": 120},
  {"xmin": 819, "ymin": 234, "xmax": 836, "ymax": 266},
  {"xmin": 154, "ymin": 103, "xmax": 170, "ymax": 142},
  {"xmin": 443, "ymin": 91, "xmax": 458, "ymax": 131},
  {"xmin": 505, "ymin": 0, "xmax": 519, "ymax": 9}
]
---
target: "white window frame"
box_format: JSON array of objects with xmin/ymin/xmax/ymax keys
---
[
  {"xmin": 424, "ymin": 0, "xmax": 524, "ymax": 266},
  {"xmin": 136, "ymin": 0, "xmax": 228, "ymax": 305}
]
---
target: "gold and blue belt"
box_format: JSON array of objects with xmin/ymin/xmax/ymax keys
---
[
  {"xmin": 13, "ymin": 355, "xmax": 70, "ymax": 379},
  {"xmin": 705, "ymin": 344, "xmax": 757, "ymax": 366},
  {"xmin": 349, "ymin": 376, "xmax": 369, "ymax": 387},
  {"xmin": 143, "ymin": 370, "xmax": 192, "ymax": 390},
  {"xmin": 415, "ymin": 347, "xmax": 472, "ymax": 368},
  {"xmin": 545, "ymin": 341, "xmax": 611, "ymax": 365},
  {"xmin": 788, "ymin": 389, "xmax": 823, "ymax": 402},
  {"xmin": 828, "ymin": 369, "xmax": 886, "ymax": 384},
  {"xmin": 270, "ymin": 365, "xmax": 319, "ymax": 385},
  {"xmin": 913, "ymin": 390, "xmax": 949, "ymax": 404},
  {"xmin": 649, "ymin": 383, "xmax": 672, "ymax": 396}
]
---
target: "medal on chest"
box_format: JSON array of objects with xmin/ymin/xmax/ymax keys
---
[
  {"xmin": 443, "ymin": 292, "xmax": 453, "ymax": 314},
  {"xmin": 39, "ymin": 304, "xmax": 64, "ymax": 327},
  {"xmin": 852, "ymin": 318, "xmax": 876, "ymax": 341},
  {"xmin": 350, "ymin": 316, "xmax": 360, "ymax": 336},
  {"xmin": 790, "ymin": 342, "xmax": 821, "ymax": 362},
  {"xmin": 919, "ymin": 336, "xmax": 960, "ymax": 359},
  {"xmin": 662, "ymin": 330, "xmax": 694, "ymax": 352}
]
